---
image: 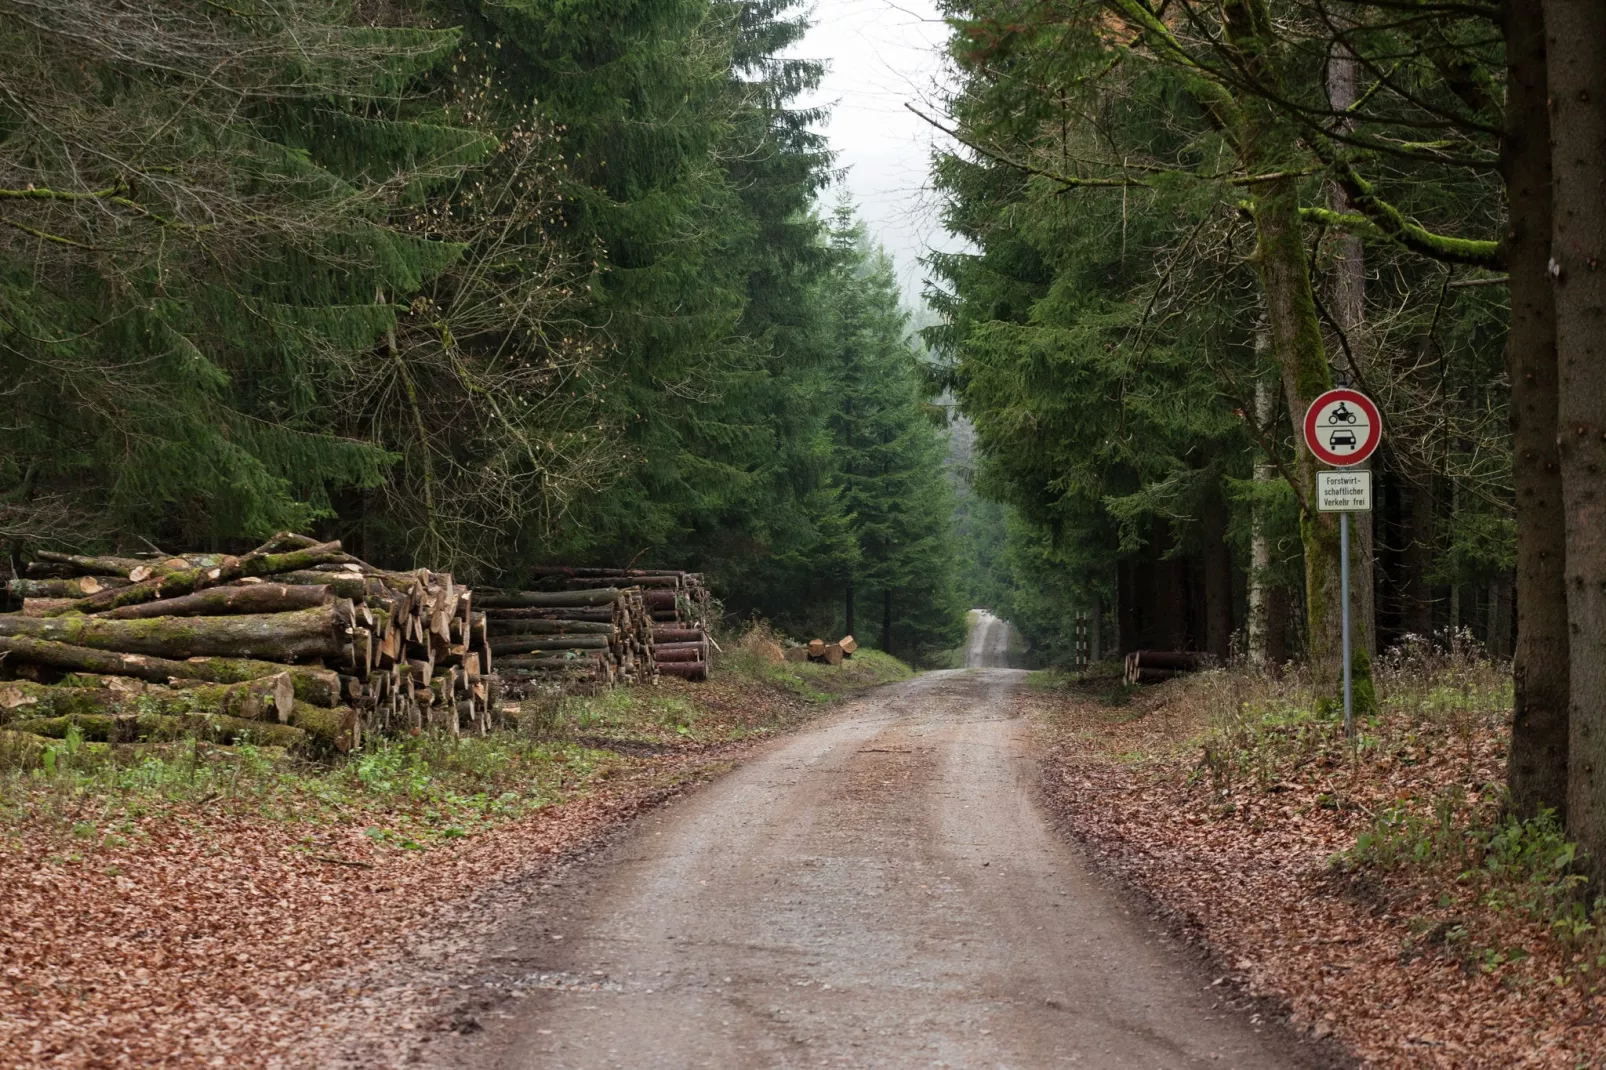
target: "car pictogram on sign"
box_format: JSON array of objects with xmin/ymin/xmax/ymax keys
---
[{"xmin": 1328, "ymin": 429, "xmax": 1357, "ymax": 450}]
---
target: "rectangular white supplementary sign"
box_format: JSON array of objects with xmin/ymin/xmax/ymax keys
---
[{"xmin": 1317, "ymin": 470, "xmax": 1372, "ymax": 512}]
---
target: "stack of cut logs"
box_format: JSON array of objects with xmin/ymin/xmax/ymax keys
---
[
  {"xmin": 0, "ymin": 534, "xmax": 497, "ymax": 755},
  {"xmin": 1122, "ymin": 650, "xmax": 1206, "ymax": 685},
  {"xmin": 483, "ymin": 566, "xmax": 715, "ymax": 686},
  {"xmin": 785, "ymin": 634, "xmax": 856, "ymax": 666}
]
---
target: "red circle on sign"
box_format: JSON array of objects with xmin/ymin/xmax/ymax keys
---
[{"xmin": 1303, "ymin": 388, "xmax": 1381, "ymax": 466}]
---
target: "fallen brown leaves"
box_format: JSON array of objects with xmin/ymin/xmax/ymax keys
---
[
  {"xmin": 0, "ymin": 754, "xmax": 707, "ymax": 1068},
  {"xmin": 1028, "ymin": 670, "xmax": 1605, "ymax": 1070},
  {"xmin": 0, "ymin": 649, "xmax": 904, "ymax": 1069}
]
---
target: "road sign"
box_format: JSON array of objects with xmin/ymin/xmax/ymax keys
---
[
  {"xmin": 1303, "ymin": 388, "xmax": 1381, "ymax": 466},
  {"xmin": 1317, "ymin": 470, "xmax": 1372, "ymax": 512}
]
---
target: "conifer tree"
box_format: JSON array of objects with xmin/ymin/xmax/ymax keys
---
[{"xmin": 826, "ymin": 205, "xmax": 964, "ymax": 659}]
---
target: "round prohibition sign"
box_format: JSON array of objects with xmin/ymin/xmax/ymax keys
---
[{"xmin": 1303, "ymin": 387, "xmax": 1381, "ymax": 466}]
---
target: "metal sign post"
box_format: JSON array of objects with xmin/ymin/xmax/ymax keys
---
[
  {"xmin": 1341, "ymin": 510, "xmax": 1352, "ymax": 738},
  {"xmin": 1305, "ymin": 390, "xmax": 1381, "ymax": 739}
]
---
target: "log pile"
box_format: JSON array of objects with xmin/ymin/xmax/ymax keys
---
[
  {"xmin": 478, "ymin": 586, "xmax": 657, "ymax": 690},
  {"xmin": 0, "ymin": 534, "xmax": 498, "ymax": 755},
  {"xmin": 784, "ymin": 634, "xmax": 856, "ymax": 666},
  {"xmin": 489, "ymin": 566, "xmax": 716, "ymax": 684},
  {"xmin": 1122, "ymin": 649, "xmax": 1206, "ymax": 685}
]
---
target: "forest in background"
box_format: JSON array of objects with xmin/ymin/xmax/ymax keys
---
[
  {"xmin": 926, "ymin": 0, "xmax": 1606, "ymax": 877},
  {"xmin": 0, "ymin": 0, "xmax": 964, "ymax": 663}
]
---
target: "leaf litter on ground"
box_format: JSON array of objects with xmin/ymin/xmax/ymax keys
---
[
  {"xmin": 0, "ymin": 631, "xmax": 909, "ymax": 1068},
  {"xmin": 1026, "ymin": 645, "xmax": 1605, "ymax": 1070}
]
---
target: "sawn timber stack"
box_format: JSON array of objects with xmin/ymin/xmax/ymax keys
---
[
  {"xmin": 0, "ymin": 534, "xmax": 499, "ymax": 755},
  {"xmin": 488, "ymin": 566, "xmax": 714, "ymax": 684}
]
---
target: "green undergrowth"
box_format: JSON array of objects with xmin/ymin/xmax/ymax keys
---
[
  {"xmin": 0, "ymin": 627, "xmax": 913, "ymax": 847},
  {"xmin": 0, "ymin": 724, "xmax": 624, "ymax": 851},
  {"xmin": 1039, "ymin": 634, "xmax": 1606, "ymax": 984}
]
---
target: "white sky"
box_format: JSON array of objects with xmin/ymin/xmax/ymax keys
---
[{"xmin": 794, "ymin": 0, "xmax": 962, "ymax": 308}]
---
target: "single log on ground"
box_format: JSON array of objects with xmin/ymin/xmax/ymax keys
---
[
  {"xmin": 0, "ymin": 728, "xmax": 50, "ymax": 765},
  {"xmin": 488, "ymin": 619, "xmax": 615, "ymax": 636},
  {"xmin": 0, "ymin": 603, "xmax": 352, "ymax": 660},
  {"xmin": 652, "ymin": 627, "xmax": 705, "ymax": 643},
  {"xmin": 481, "ymin": 607, "xmax": 615, "ymax": 623},
  {"xmin": 8, "ymin": 576, "xmax": 129, "ymax": 599},
  {"xmin": 22, "ymin": 598, "xmax": 77, "ymax": 616},
  {"xmin": 0, "ymin": 674, "xmax": 292, "ymax": 723},
  {"xmin": 5, "ymin": 711, "xmax": 305, "ymax": 748},
  {"xmin": 653, "ymin": 641, "xmax": 707, "ymax": 655},
  {"xmin": 490, "ymin": 635, "xmax": 612, "ymax": 655},
  {"xmin": 839, "ymin": 635, "xmax": 858, "ymax": 656},
  {"xmin": 285, "ymin": 700, "xmax": 357, "ymax": 752},
  {"xmin": 807, "ymin": 639, "xmax": 825, "ymax": 658},
  {"xmin": 96, "ymin": 583, "xmax": 332, "ymax": 620},
  {"xmin": 497, "ymin": 654, "xmax": 606, "ymax": 670},
  {"xmin": 783, "ymin": 646, "xmax": 808, "ymax": 663},
  {"xmin": 563, "ymin": 576, "xmax": 680, "ymax": 589},
  {"xmin": 33, "ymin": 551, "xmax": 171, "ymax": 579},
  {"xmin": 657, "ymin": 660, "xmax": 708, "ymax": 680},
  {"xmin": 822, "ymin": 643, "xmax": 844, "ymax": 666},
  {"xmin": 269, "ymin": 571, "xmax": 373, "ymax": 600},
  {"xmin": 49, "ymin": 543, "xmax": 346, "ymax": 616},
  {"xmin": 475, "ymin": 588, "xmax": 620, "ymax": 609},
  {"xmin": 0, "ymin": 636, "xmax": 342, "ymax": 706}
]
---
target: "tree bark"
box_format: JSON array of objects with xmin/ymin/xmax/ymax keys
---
[
  {"xmin": 1402, "ymin": 472, "xmax": 1437, "ymax": 636},
  {"xmin": 0, "ymin": 675, "xmax": 292, "ymax": 724},
  {"xmin": 845, "ymin": 581, "xmax": 856, "ymax": 639},
  {"xmin": 1543, "ymin": 0, "xmax": 1606, "ymax": 877},
  {"xmin": 481, "ymin": 606, "xmax": 615, "ymax": 622},
  {"xmin": 7, "ymin": 576, "xmax": 130, "ymax": 600},
  {"xmin": 490, "ymin": 619, "xmax": 616, "ymax": 636},
  {"xmin": 4, "ymin": 711, "xmax": 306, "ymax": 749},
  {"xmin": 652, "ymin": 627, "xmax": 706, "ymax": 643},
  {"xmin": 0, "ymin": 602, "xmax": 352, "ymax": 660},
  {"xmin": 96, "ymin": 583, "xmax": 331, "ymax": 620},
  {"xmin": 476, "ymin": 588, "xmax": 621, "ymax": 609},
  {"xmin": 1248, "ymin": 356, "xmax": 1275, "ymax": 667},
  {"xmin": 490, "ymin": 635, "xmax": 612, "ymax": 655},
  {"xmin": 1327, "ymin": 42, "xmax": 1378, "ymax": 661},
  {"xmin": 1224, "ymin": 0, "xmax": 1376, "ymax": 712},
  {"xmin": 47, "ymin": 544, "xmax": 346, "ymax": 616},
  {"xmin": 0, "ymin": 635, "xmax": 342, "ymax": 705},
  {"xmin": 1200, "ymin": 482, "xmax": 1233, "ymax": 660},
  {"xmin": 882, "ymin": 588, "xmax": 893, "ymax": 656},
  {"xmin": 1499, "ymin": 0, "xmax": 1569, "ymax": 823}
]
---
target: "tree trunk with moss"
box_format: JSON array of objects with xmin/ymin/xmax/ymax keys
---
[
  {"xmin": 0, "ymin": 602, "xmax": 352, "ymax": 660},
  {"xmin": 1544, "ymin": 0, "xmax": 1606, "ymax": 880},
  {"xmin": 1225, "ymin": 0, "xmax": 1376, "ymax": 712},
  {"xmin": 0, "ymin": 675, "xmax": 292, "ymax": 723},
  {"xmin": 1503, "ymin": 0, "xmax": 1571, "ymax": 823}
]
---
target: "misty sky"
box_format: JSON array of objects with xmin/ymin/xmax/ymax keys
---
[{"xmin": 794, "ymin": 0, "xmax": 961, "ymax": 307}]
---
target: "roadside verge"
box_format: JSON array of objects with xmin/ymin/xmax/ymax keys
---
[
  {"xmin": 0, "ymin": 635, "xmax": 909, "ymax": 1069},
  {"xmin": 1024, "ymin": 657, "xmax": 1605, "ymax": 1070}
]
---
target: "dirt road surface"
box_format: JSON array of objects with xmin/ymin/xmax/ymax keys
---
[
  {"xmin": 426, "ymin": 667, "xmax": 1321, "ymax": 1070},
  {"xmin": 964, "ymin": 610, "xmax": 1013, "ymax": 668}
]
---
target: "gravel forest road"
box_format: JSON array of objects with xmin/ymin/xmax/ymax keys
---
[
  {"xmin": 432, "ymin": 665, "xmax": 1316, "ymax": 1069},
  {"xmin": 965, "ymin": 610, "xmax": 1013, "ymax": 668}
]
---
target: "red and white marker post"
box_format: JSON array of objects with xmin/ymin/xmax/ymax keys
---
[{"xmin": 1303, "ymin": 388, "xmax": 1382, "ymax": 736}]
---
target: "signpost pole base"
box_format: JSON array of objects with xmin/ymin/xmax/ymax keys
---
[{"xmin": 1341, "ymin": 510, "xmax": 1353, "ymax": 738}]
